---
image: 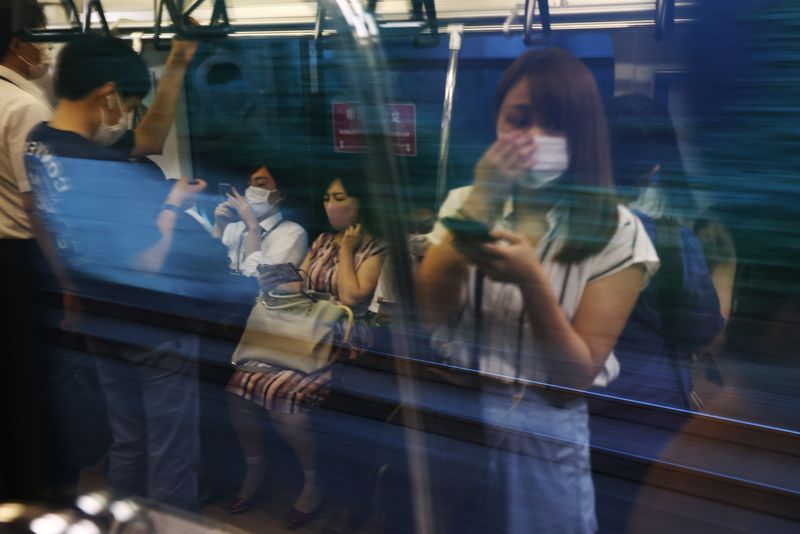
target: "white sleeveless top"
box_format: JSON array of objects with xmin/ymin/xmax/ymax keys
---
[{"xmin": 428, "ymin": 185, "xmax": 660, "ymax": 388}]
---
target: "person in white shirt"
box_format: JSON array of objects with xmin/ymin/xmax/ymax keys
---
[
  {"xmin": 213, "ymin": 164, "xmax": 308, "ymax": 276},
  {"xmin": 0, "ymin": 0, "xmax": 52, "ymax": 501},
  {"xmin": 0, "ymin": 2, "xmax": 51, "ymax": 241},
  {"xmin": 417, "ymin": 48, "xmax": 659, "ymax": 533}
]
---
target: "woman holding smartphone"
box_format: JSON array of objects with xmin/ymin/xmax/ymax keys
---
[
  {"xmin": 417, "ymin": 48, "xmax": 659, "ymax": 533},
  {"xmin": 226, "ymin": 170, "xmax": 386, "ymax": 528}
]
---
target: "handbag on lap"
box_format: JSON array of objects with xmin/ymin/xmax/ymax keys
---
[{"xmin": 232, "ymin": 290, "xmax": 354, "ymax": 374}]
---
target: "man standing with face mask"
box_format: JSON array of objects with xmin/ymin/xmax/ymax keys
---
[
  {"xmin": 2, "ymin": 0, "xmax": 199, "ymax": 324},
  {"xmin": 213, "ymin": 163, "xmax": 307, "ymax": 277},
  {"xmin": 24, "ymin": 34, "xmax": 213, "ymax": 511}
]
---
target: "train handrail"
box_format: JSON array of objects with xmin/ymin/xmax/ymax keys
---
[
  {"xmin": 655, "ymin": 0, "xmax": 676, "ymax": 41},
  {"xmin": 503, "ymin": 4, "xmax": 524, "ymax": 39},
  {"xmin": 434, "ymin": 24, "xmax": 463, "ymax": 209}
]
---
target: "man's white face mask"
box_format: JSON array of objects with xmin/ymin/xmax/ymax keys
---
[
  {"xmin": 17, "ymin": 42, "xmax": 51, "ymax": 80},
  {"xmin": 245, "ymin": 186, "xmax": 279, "ymax": 218},
  {"xmin": 519, "ymin": 135, "xmax": 570, "ymax": 189},
  {"xmin": 92, "ymin": 92, "xmax": 129, "ymax": 146}
]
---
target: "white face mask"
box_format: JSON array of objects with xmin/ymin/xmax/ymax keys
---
[
  {"xmin": 519, "ymin": 135, "xmax": 570, "ymax": 189},
  {"xmin": 93, "ymin": 92, "xmax": 129, "ymax": 146},
  {"xmin": 17, "ymin": 42, "xmax": 51, "ymax": 80},
  {"xmin": 630, "ymin": 183, "xmax": 669, "ymax": 219},
  {"xmin": 245, "ymin": 186, "xmax": 279, "ymax": 218}
]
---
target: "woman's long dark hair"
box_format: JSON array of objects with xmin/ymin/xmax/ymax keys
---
[
  {"xmin": 327, "ymin": 158, "xmax": 382, "ymax": 238},
  {"xmin": 494, "ymin": 48, "xmax": 618, "ymax": 263}
]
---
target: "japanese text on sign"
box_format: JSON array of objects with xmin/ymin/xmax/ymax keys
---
[{"xmin": 332, "ymin": 102, "xmax": 417, "ymax": 157}]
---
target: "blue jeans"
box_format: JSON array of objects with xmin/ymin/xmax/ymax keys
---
[
  {"xmin": 483, "ymin": 387, "xmax": 596, "ymax": 534},
  {"xmin": 93, "ymin": 335, "xmax": 199, "ymax": 512}
]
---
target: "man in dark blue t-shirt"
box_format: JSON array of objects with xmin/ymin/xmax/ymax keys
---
[{"xmin": 25, "ymin": 35, "xmax": 215, "ymax": 512}]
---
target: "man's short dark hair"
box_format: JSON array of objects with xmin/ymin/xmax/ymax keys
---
[
  {"xmin": 0, "ymin": 0, "xmax": 47, "ymax": 61},
  {"xmin": 250, "ymin": 162, "xmax": 291, "ymax": 193},
  {"xmin": 55, "ymin": 35, "xmax": 150, "ymax": 101}
]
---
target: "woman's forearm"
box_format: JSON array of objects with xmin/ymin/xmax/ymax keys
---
[
  {"xmin": 518, "ymin": 267, "xmax": 597, "ymax": 389},
  {"xmin": 336, "ymin": 246, "xmax": 363, "ymax": 306},
  {"xmin": 416, "ymin": 241, "xmax": 470, "ymax": 332}
]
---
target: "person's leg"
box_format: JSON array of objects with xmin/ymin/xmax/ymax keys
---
[
  {"xmin": 271, "ymin": 411, "xmax": 321, "ymax": 514},
  {"xmin": 141, "ymin": 336, "xmax": 200, "ymax": 513},
  {"xmin": 490, "ymin": 392, "xmax": 596, "ymax": 534},
  {"xmin": 0, "ymin": 239, "xmax": 47, "ymax": 500},
  {"xmin": 93, "ymin": 345, "xmax": 147, "ymax": 500},
  {"xmin": 227, "ymin": 393, "xmax": 268, "ymax": 501}
]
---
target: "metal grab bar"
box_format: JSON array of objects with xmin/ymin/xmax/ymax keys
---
[
  {"xmin": 655, "ymin": 0, "xmax": 676, "ymax": 41},
  {"xmin": 435, "ymin": 24, "xmax": 463, "ymax": 209},
  {"xmin": 523, "ymin": 0, "xmax": 535, "ymax": 43},
  {"xmin": 314, "ymin": 3, "xmax": 325, "ymax": 41},
  {"xmin": 503, "ymin": 4, "xmax": 524, "ymax": 39}
]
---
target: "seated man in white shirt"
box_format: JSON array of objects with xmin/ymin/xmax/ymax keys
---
[{"xmin": 213, "ymin": 163, "xmax": 307, "ymax": 276}]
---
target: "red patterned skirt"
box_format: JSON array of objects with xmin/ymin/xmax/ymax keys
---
[
  {"xmin": 227, "ymin": 318, "xmax": 374, "ymax": 415},
  {"xmin": 226, "ymin": 362, "xmax": 334, "ymax": 415}
]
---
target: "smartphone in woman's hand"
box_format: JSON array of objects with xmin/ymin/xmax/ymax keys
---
[
  {"xmin": 218, "ymin": 182, "xmax": 234, "ymax": 199},
  {"xmin": 440, "ymin": 216, "xmax": 494, "ymax": 244}
]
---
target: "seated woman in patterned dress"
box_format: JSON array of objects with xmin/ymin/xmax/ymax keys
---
[{"xmin": 225, "ymin": 171, "xmax": 387, "ymax": 528}]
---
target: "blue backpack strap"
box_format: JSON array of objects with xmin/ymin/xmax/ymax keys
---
[{"xmin": 655, "ymin": 217, "xmax": 690, "ymax": 407}]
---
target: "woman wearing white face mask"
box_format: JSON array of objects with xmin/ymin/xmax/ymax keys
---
[
  {"xmin": 224, "ymin": 170, "xmax": 386, "ymax": 526},
  {"xmin": 213, "ymin": 164, "xmax": 308, "ymax": 277},
  {"xmin": 418, "ymin": 49, "xmax": 659, "ymax": 533}
]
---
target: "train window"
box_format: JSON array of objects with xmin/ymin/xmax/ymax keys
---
[{"xmin": 2, "ymin": 0, "xmax": 798, "ymax": 533}]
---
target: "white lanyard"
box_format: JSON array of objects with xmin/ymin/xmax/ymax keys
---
[{"xmin": 233, "ymin": 219, "xmax": 283, "ymax": 272}]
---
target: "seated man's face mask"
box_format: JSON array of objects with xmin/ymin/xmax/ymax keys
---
[
  {"xmin": 245, "ymin": 186, "xmax": 280, "ymax": 219},
  {"xmin": 93, "ymin": 92, "xmax": 129, "ymax": 146}
]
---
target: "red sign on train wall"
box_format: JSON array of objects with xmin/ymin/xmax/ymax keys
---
[{"xmin": 332, "ymin": 102, "xmax": 417, "ymax": 157}]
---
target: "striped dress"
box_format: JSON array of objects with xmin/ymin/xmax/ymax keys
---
[{"xmin": 226, "ymin": 232, "xmax": 386, "ymax": 414}]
